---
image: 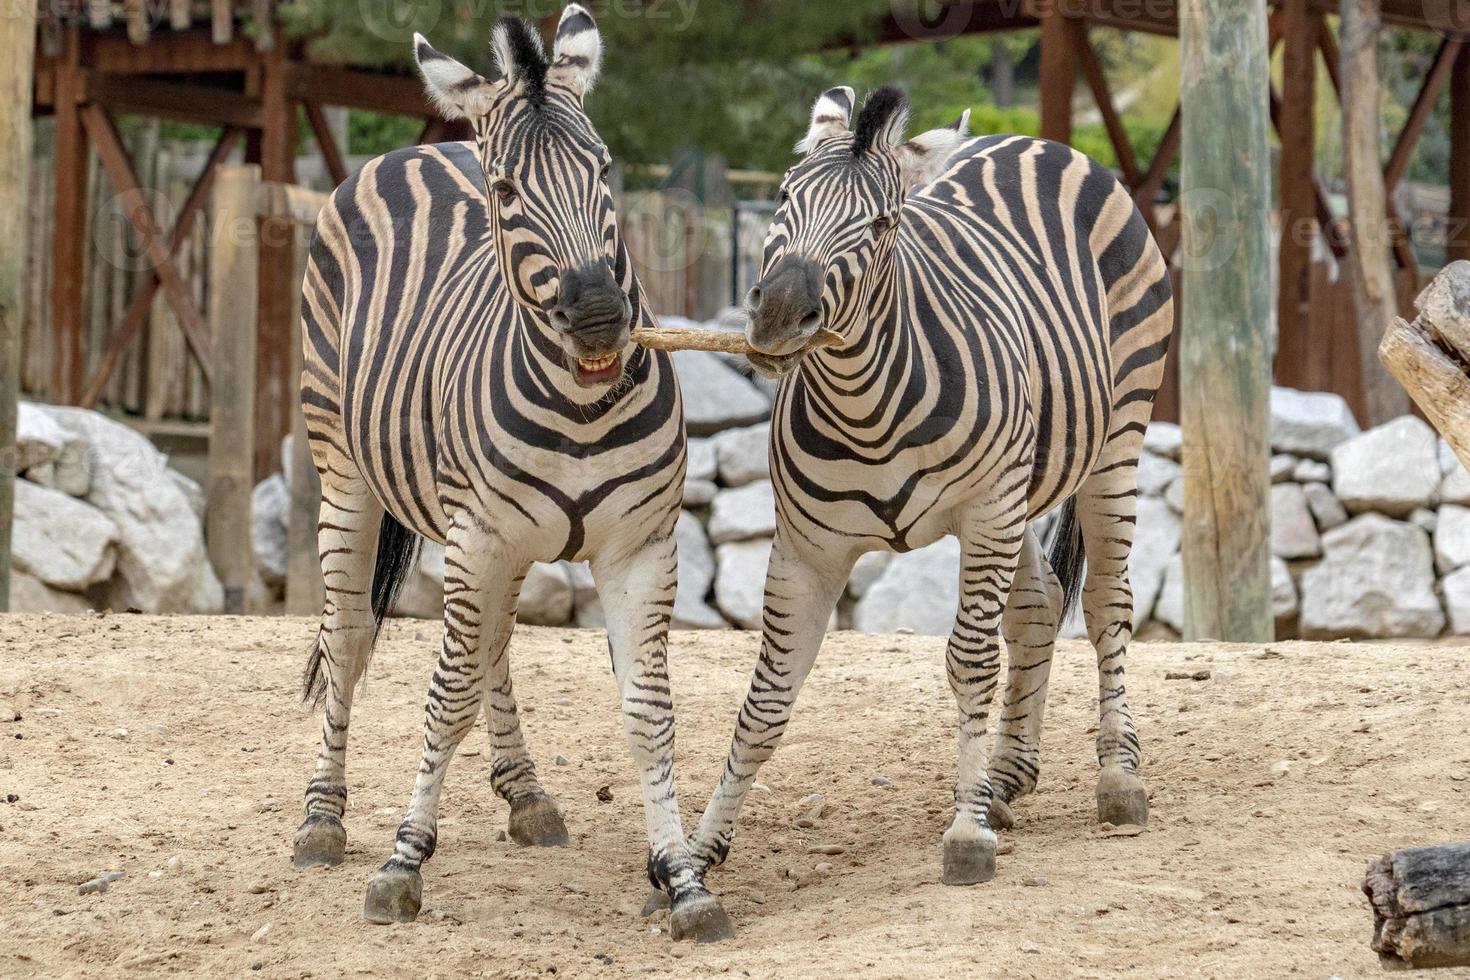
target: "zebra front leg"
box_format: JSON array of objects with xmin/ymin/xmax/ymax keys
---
[
  {"xmin": 593, "ymin": 530, "xmax": 735, "ymax": 943},
  {"xmin": 1077, "ymin": 470, "xmax": 1149, "ymax": 826},
  {"xmin": 942, "ymin": 501, "xmax": 1024, "ymax": 885},
  {"xmin": 986, "ymin": 523, "xmax": 1062, "ymax": 831},
  {"xmin": 688, "ymin": 534, "xmax": 852, "ymax": 877},
  {"xmin": 363, "ymin": 530, "xmax": 510, "ymax": 924},
  {"xmin": 292, "ymin": 464, "xmax": 385, "ymax": 868},
  {"xmin": 480, "ymin": 574, "xmax": 570, "ymax": 847}
]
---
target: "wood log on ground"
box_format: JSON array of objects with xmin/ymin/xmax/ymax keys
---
[
  {"xmin": 1379, "ymin": 260, "xmax": 1470, "ymax": 472},
  {"xmin": 630, "ymin": 325, "xmax": 841, "ymax": 355},
  {"xmin": 1363, "ymin": 842, "xmax": 1470, "ymax": 969}
]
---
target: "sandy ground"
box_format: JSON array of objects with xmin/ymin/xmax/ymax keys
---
[{"xmin": 1, "ymin": 615, "xmax": 1469, "ymax": 978}]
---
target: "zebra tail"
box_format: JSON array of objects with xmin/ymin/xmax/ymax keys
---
[
  {"xmin": 1044, "ymin": 497, "xmax": 1086, "ymax": 624},
  {"xmin": 301, "ymin": 512, "xmax": 423, "ymax": 707}
]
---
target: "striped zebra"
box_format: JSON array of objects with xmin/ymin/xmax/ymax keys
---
[
  {"xmin": 688, "ymin": 86, "xmax": 1173, "ymax": 890},
  {"xmin": 289, "ymin": 7, "xmax": 733, "ymax": 942}
]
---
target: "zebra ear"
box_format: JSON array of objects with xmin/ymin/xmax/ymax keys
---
[
  {"xmin": 414, "ymin": 34, "xmax": 494, "ymax": 121},
  {"xmin": 896, "ymin": 109, "xmax": 971, "ymax": 190},
  {"xmin": 549, "ymin": 4, "xmax": 602, "ymax": 98},
  {"xmin": 796, "ymin": 86, "xmax": 855, "ymax": 154}
]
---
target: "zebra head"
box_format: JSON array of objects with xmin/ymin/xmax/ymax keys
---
[
  {"xmin": 744, "ymin": 86, "xmax": 970, "ymax": 377},
  {"xmin": 415, "ymin": 6, "xmax": 632, "ymax": 388}
]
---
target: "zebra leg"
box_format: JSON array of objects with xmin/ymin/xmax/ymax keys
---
[
  {"xmin": 942, "ymin": 500, "xmax": 1024, "ymax": 885},
  {"xmin": 480, "ymin": 574, "xmax": 570, "ymax": 847},
  {"xmin": 1077, "ymin": 461, "xmax": 1149, "ymax": 826},
  {"xmin": 594, "ymin": 530, "xmax": 734, "ymax": 943},
  {"xmin": 363, "ymin": 529, "xmax": 509, "ymax": 924},
  {"xmin": 292, "ymin": 455, "xmax": 385, "ymax": 868},
  {"xmin": 986, "ymin": 523, "xmax": 1062, "ymax": 831},
  {"xmin": 687, "ymin": 534, "xmax": 852, "ymax": 877}
]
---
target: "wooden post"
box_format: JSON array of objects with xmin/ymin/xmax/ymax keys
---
[
  {"xmin": 1342, "ymin": 0, "xmax": 1410, "ymax": 424},
  {"xmin": 1, "ymin": 1, "xmax": 38, "ymax": 612},
  {"xmin": 1276, "ymin": 0, "xmax": 1315, "ymax": 390},
  {"xmin": 207, "ymin": 165, "xmax": 260, "ymax": 614},
  {"xmin": 1177, "ymin": 0, "xmax": 1274, "ymax": 641},
  {"xmin": 285, "ymin": 218, "xmax": 323, "ymax": 617},
  {"xmin": 50, "ymin": 26, "xmax": 87, "ymax": 404},
  {"xmin": 1039, "ymin": 9, "xmax": 1079, "ymax": 144},
  {"xmin": 256, "ymin": 24, "xmax": 296, "ymax": 478},
  {"xmin": 1380, "ymin": 262, "xmax": 1470, "ymax": 467},
  {"xmin": 1449, "ymin": 47, "xmax": 1470, "ymax": 266}
]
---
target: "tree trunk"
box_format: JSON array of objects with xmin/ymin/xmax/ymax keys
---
[
  {"xmin": 991, "ymin": 38, "xmax": 1014, "ymax": 108},
  {"xmin": 1341, "ymin": 0, "xmax": 1410, "ymax": 424},
  {"xmin": 1177, "ymin": 0, "xmax": 1274, "ymax": 641},
  {"xmin": 1364, "ymin": 842, "xmax": 1470, "ymax": 968}
]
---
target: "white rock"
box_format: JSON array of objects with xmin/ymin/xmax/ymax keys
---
[
  {"xmin": 1299, "ymin": 514, "xmax": 1444, "ymax": 639},
  {"xmin": 169, "ymin": 470, "xmax": 206, "ymax": 520},
  {"xmin": 1270, "ymin": 483, "xmax": 1320, "ymax": 559},
  {"xmin": 1440, "ymin": 566, "xmax": 1470, "ymax": 635},
  {"xmin": 12, "ymin": 479, "xmax": 119, "ymax": 591},
  {"xmin": 709, "ymin": 480, "xmax": 776, "ymax": 544},
  {"xmin": 683, "ymin": 478, "xmax": 717, "ymax": 507},
  {"xmin": 251, "ymin": 474, "xmax": 289, "ymax": 589},
  {"xmin": 671, "ymin": 350, "xmax": 771, "ymax": 436},
  {"xmin": 1164, "ymin": 476, "xmax": 1184, "ymax": 515},
  {"xmin": 687, "ymin": 437, "xmax": 717, "ymax": 483},
  {"xmin": 853, "ymin": 538, "xmax": 959, "ymax": 635},
  {"xmin": 1410, "ymin": 508, "xmax": 1438, "ymax": 535},
  {"xmin": 41, "ymin": 406, "xmax": 222, "ymax": 613},
  {"xmin": 1270, "ymin": 454, "xmax": 1299, "ymax": 483},
  {"xmin": 564, "ymin": 561, "xmax": 603, "ymax": 628},
  {"xmin": 1143, "ymin": 421, "xmax": 1182, "ymax": 460},
  {"xmin": 18, "ymin": 402, "xmax": 91, "ymax": 496},
  {"xmin": 1302, "ymin": 482, "xmax": 1348, "ymax": 531},
  {"xmin": 1135, "ymin": 452, "xmax": 1179, "ymax": 497},
  {"xmin": 1131, "ymin": 497, "xmax": 1180, "ymax": 626},
  {"xmin": 847, "ymin": 551, "xmax": 891, "ymax": 599},
  {"xmin": 1293, "ymin": 458, "xmax": 1331, "ymax": 484},
  {"xmin": 1270, "ymin": 386, "xmax": 1360, "ymax": 459},
  {"xmin": 674, "ymin": 511, "xmax": 726, "ymax": 629},
  {"xmin": 1271, "ymin": 556, "xmax": 1298, "ymax": 622},
  {"xmin": 714, "ymin": 537, "xmax": 773, "ymax": 630},
  {"xmin": 1152, "ymin": 555, "xmax": 1185, "ymax": 634},
  {"xmin": 7, "ymin": 571, "xmax": 94, "ymax": 614},
  {"xmin": 713, "ymin": 422, "xmax": 771, "ymax": 487},
  {"xmin": 519, "ymin": 563, "xmax": 573, "ymax": 626},
  {"xmin": 1435, "ymin": 505, "xmax": 1470, "ymax": 573},
  {"xmin": 1330, "ymin": 416, "xmax": 1440, "ymax": 517},
  {"xmin": 1439, "ymin": 441, "xmax": 1470, "ymax": 506},
  {"xmin": 22, "ymin": 460, "xmax": 56, "ymax": 489}
]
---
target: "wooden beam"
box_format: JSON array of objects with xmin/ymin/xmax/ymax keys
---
[
  {"xmin": 85, "ymin": 73, "xmax": 264, "ymax": 129},
  {"xmin": 1039, "ymin": 10, "xmax": 1081, "ymax": 143},
  {"xmin": 207, "ymin": 164, "xmax": 260, "ymax": 614},
  {"xmin": 0, "ymin": 0, "xmax": 38, "ymax": 612},
  {"xmin": 212, "ymin": 0, "xmax": 233, "ymax": 44},
  {"xmin": 1276, "ymin": 0, "xmax": 1317, "ymax": 390},
  {"xmin": 1073, "ymin": 25, "xmax": 1140, "ymax": 184},
  {"xmin": 1178, "ymin": 0, "xmax": 1274, "ymax": 642},
  {"xmin": 1451, "ymin": 46, "xmax": 1470, "ymax": 265},
  {"xmin": 1133, "ymin": 106, "xmax": 1181, "ymax": 221},
  {"xmin": 81, "ymin": 104, "xmax": 214, "ymax": 376},
  {"xmin": 257, "ymin": 25, "xmax": 296, "ymax": 476},
  {"xmin": 285, "ymin": 63, "xmax": 436, "ymax": 118},
  {"xmin": 80, "ymin": 30, "xmax": 256, "ymax": 74},
  {"xmin": 50, "ymin": 26, "xmax": 87, "ymax": 404},
  {"xmin": 285, "ymin": 219, "xmax": 323, "ymax": 617},
  {"xmin": 79, "ymin": 127, "xmax": 242, "ymax": 408},
  {"xmin": 302, "ymin": 101, "xmax": 347, "ymax": 186},
  {"xmin": 1384, "ymin": 38, "xmax": 1462, "ymax": 193}
]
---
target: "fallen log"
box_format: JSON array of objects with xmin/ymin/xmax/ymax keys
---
[
  {"xmin": 1379, "ymin": 260, "xmax": 1470, "ymax": 471},
  {"xmin": 1363, "ymin": 842, "xmax": 1470, "ymax": 969},
  {"xmin": 630, "ymin": 325, "xmax": 842, "ymax": 355}
]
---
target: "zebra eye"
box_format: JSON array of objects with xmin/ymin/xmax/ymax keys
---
[
  {"xmin": 493, "ymin": 180, "xmax": 517, "ymax": 205},
  {"xmin": 777, "ymin": 189, "xmax": 790, "ymax": 205},
  {"xmin": 871, "ymin": 214, "xmax": 894, "ymax": 234},
  {"xmin": 599, "ymin": 161, "xmax": 611, "ymax": 181}
]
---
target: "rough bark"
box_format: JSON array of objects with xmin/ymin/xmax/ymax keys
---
[
  {"xmin": 630, "ymin": 326, "xmax": 841, "ymax": 354},
  {"xmin": 1379, "ymin": 261, "xmax": 1470, "ymax": 471},
  {"xmin": 1363, "ymin": 842, "xmax": 1470, "ymax": 969}
]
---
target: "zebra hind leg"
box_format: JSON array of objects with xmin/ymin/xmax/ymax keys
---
[
  {"xmin": 292, "ymin": 462, "xmax": 386, "ymax": 868},
  {"xmin": 481, "ymin": 573, "xmax": 569, "ymax": 847},
  {"xmin": 1076, "ymin": 459, "xmax": 1149, "ymax": 827},
  {"xmin": 986, "ymin": 522, "xmax": 1063, "ymax": 830},
  {"xmin": 942, "ymin": 498, "xmax": 1025, "ymax": 885}
]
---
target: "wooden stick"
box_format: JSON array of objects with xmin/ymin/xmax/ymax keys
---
[
  {"xmin": 1379, "ymin": 261, "xmax": 1470, "ymax": 472},
  {"xmin": 630, "ymin": 325, "xmax": 841, "ymax": 355}
]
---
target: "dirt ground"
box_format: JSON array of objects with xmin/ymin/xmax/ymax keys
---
[{"xmin": 2, "ymin": 614, "xmax": 1468, "ymax": 978}]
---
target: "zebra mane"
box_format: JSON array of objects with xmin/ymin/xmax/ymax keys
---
[
  {"xmin": 493, "ymin": 16, "xmax": 549, "ymax": 100},
  {"xmin": 852, "ymin": 87, "xmax": 909, "ymax": 157}
]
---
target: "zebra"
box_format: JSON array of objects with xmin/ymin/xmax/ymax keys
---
[
  {"xmin": 686, "ymin": 86, "xmax": 1174, "ymax": 892},
  {"xmin": 288, "ymin": 6, "xmax": 733, "ymax": 942}
]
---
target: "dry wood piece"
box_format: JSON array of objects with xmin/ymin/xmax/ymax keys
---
[
  {"xmin": 1379, "ymin": 261, "xmax": 1470, "ymax": 473},
  {"xmin": 1363, "ymin": 841, "xmax": 1470, "ymax": 968},
  {"xmin": 630, "ymin": 325, "xmax": 842, "ymax": 355}
]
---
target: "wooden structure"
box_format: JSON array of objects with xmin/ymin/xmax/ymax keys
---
[
  {"xmin": 1177, "ymin": 0, "xmax": 1274, "ymax": 641},
  {"xmin": 29, "ymin": 0, "xmax": 467, "ymax": 475},
  {"xmin": 868, "ymin": 0, "xmax": 1470, "ymax": 425}
]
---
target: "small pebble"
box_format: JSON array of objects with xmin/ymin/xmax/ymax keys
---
[
  {"xmin": 555, "ymin": 755, "xmax": 570, "ymax": 766},
  {"xmin": 807, "ymin": 844, "xmax": 845, "ymax": 855},
  {"xmin": 0, "ymin": 702, "xmax": 16, "ymax": 723},
  {"xmin": 166, "ymin": 855, "xmax": 184, "ymax": 872},
  {"xmin": 895, "ymin": 627, "xmax": 915, "ymax": 635},
  {"xmin": 247, "ymin": 883, "xmax": 270, "ymax": 895},
  {"xmin": 250, "ymin": 923, "xmax": 271, "ymax": 942},
  {"xmin": 814, "ymin": 862, "xmax": 833, "ymax": 873},
  {"xmin": 1021, "ymin": 875, "xmax": 1049, "ymax": 887},
  {"xmin": 595, "ymin": 785, "xmax": 613, "ymax": 803},
  {"xmin": 870, "ymin": 775, "xmax": 892, "ymax": 787},
  {"xmin": 1164, "ymin": 670, "xmax": 1211, "ymax": 681},
  {"xmin": 1021, "ymin": 941, "xmax": 1040, "ymax": 954}
]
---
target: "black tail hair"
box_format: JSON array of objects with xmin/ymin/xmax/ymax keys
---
[
  {"xmin": 301, "ymin": 513, "xmax": 422, "ymax": 707},
  {"xmin": 1043, "ymin": 497, "xmax": 1086, "ymax": 623}
]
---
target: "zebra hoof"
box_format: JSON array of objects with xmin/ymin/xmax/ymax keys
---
[
  {"xmin": 508, "ymin": 794, "xmax": 571, "ymax": 847},
  {"xmin": 362, "ymin": 864, "xmax": 422, "ymax": 924},
  {"xmin": 987, "ymin": 797, "xmax": 1016, "ymax": 831},
  {"xmin": 941, "ymin": 833, "xmax": 997, "ymax": 886},
  {"xmin": 669, "ymin": 893, "xmax": 736, "ymax": 943},
  {"xmin": 1096, "ymin": 767, "xmax": 1149, "ymax": 827},
  {"xmin": 641, "ymin": 888, "xmax": 672, "ymax": 916},
  {"xmin": 292, "ymin": 813, "xmax": 346, "ymax": 868}
]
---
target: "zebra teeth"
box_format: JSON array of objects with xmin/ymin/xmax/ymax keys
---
[{"xmin": 576, "ymin": 354, "xmax": 617, "ymax": 371}]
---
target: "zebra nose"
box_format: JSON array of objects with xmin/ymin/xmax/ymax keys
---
[
  {"xmin": 796, "ymin": 310, "xmax": 823, "ymax": 336},
  {"xmin": 745, "ymin": 285, "xmax": 763, "ymax": 311}
]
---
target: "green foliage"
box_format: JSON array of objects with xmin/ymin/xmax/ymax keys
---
[{"xmin": 348, "ymin": 110, "xmax": 423, "ymax": 156}]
